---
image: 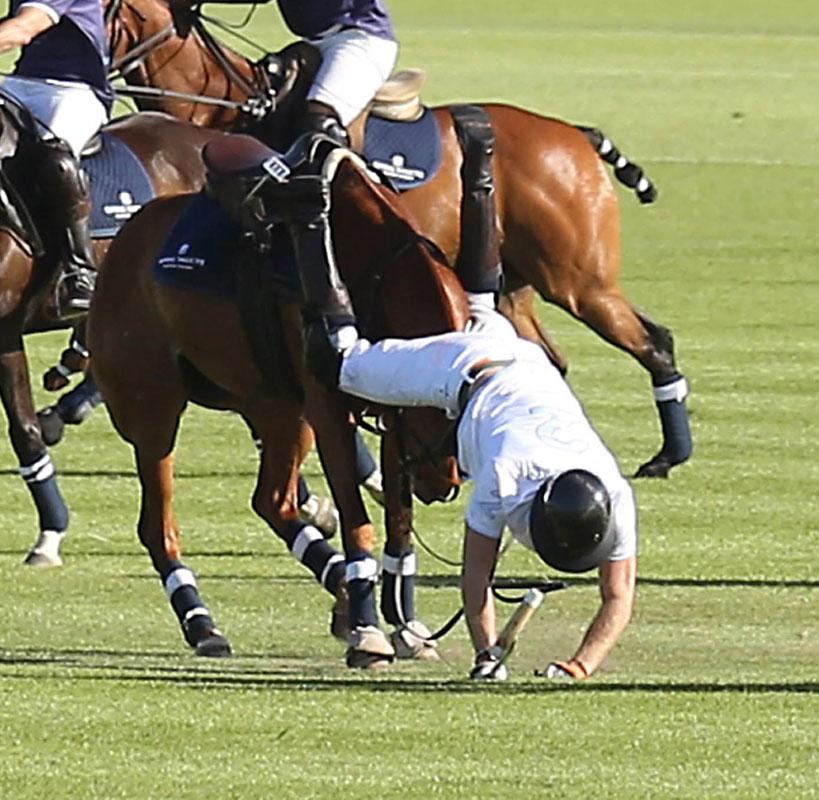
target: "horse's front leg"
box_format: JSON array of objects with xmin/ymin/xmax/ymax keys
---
[
  {"xmin": 306, "ymin": 381, "xmax": 395, "ymax": 669},
  {"xmin": 379, "ymin": 427, "xmax": 439, "ymax": 661},
  {"xmin": 0, "ymin": 342, "xmax": 69, "ymax": 567},
  {"xmin": 244, "ymin": 400, "xmax": 350, "ymax": 643},
  {"xmin": 135, "ymin": 444, "xmax": 231, "ymax": 658},
  {"xmin": 95, "ymin": 345, "xmax": 230, "ymax": 657}
]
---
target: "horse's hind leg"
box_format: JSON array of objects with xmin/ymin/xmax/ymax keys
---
[
  {"xmin": 572, "ymin": 287, "xmax": 692, "ymax": 478},
  {"xmin": 498, "ymin": 285, "xmax": 568, "ymax": 374}
]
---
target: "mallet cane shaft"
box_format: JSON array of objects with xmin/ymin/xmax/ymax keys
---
[{"xmin": 489, "ymin": 587, "xmax": 545, "ymax": 668}]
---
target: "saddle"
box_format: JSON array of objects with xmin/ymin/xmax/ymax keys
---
[
  {"xmin": 258, "ymin": 42, "xmax": 427, "ymax": 153},
  {"xmin": 0, "ymin": 94, "xmax": 46, "ymax": 256},
  {"xmin": 202, "ymin": 132, "xmax": 350, "ymax": 400}
]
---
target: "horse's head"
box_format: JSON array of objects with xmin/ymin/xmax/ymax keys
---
[{"xmin": 106, "ymin": 0, "xmax": 258, "ymax": 126}]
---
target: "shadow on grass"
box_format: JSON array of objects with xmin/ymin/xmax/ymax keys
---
[
  {"xmin": 0, "ymin": 649, "xmax": 816, "ymax": 695},
  {"xmin": 417, "ymin": 574, "xmax": 819, "ymax": 590},
  {"xmin": 0, "ymin": 468, "xmax": 258, "ymax": 479}
]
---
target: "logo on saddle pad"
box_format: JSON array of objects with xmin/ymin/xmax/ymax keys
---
[
  {"xmin": 102, "ymin": 191, "xmax": 142, "ymax": 222},
  {"xmin": 370, "ymin": 153, "xmax": 426, "ymax": 184},
  {"xmin": 157, "ymin": 242, "xmax": 206, "ymax": 271}
]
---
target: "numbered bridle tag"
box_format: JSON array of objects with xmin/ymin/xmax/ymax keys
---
[{"xmin": 262, "ymin": 153, "xmax": 291, "ymax": 183}]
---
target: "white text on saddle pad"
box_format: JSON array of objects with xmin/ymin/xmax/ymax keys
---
[
  {"xmin": 371, "ymin": 153, "xmax": 425, "ymax": 183},
  {"xmin": 102, "ymin": 191, "xmax": 142, "ymax": 221}
]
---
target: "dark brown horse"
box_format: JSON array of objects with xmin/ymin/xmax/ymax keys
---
[
  {"xmin": 105, "ymin": 0, "xmax": 692, "ymax": 479},
  {"xmin": 88, "ymin": 136, "xmax": 469, "ymax": 663},
  {"xmin": 0, "ymin": 105, "xmax": 224, "ymax": 566}
]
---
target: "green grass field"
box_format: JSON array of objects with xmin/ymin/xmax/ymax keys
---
[{"xmin": 1, "ymin": 2, "xmax": 817, "ymax": 797}]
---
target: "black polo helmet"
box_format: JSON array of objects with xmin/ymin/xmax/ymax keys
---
[{"xmin": 528, "ymin": 469, "xmax": 614, "ymax": 573}]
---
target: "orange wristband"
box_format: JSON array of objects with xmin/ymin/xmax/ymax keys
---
[{"xmin": 555, "ymin": 659, "xmax": 589, "ymax": 679}]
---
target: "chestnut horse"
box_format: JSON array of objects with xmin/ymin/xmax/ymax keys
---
[
  {"xmin": 88, "ymin": 136, "xmax": 469, "ymax": 663},
  {"xmin": 0, "ymin": 106, "xmax": 223, "ymax": 566},
  {"xmin": 105, "ymin": 0, "xmax": 692, "ymax": 479}
]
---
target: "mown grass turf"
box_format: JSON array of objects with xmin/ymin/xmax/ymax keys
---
[{"xmin": 1, "ymin": 1, "xmax": 817, "ymax": 797}]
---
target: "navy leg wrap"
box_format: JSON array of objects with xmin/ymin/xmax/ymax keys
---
[
  {"xmin": 345, "ymin": 550, "xmax": 379, "ymax": 628},
  {"xmin": 289, "ymin": 523, "xmax": 345, "ymax": 594},
  {"xmin": 19, "ymin": 453, "xmax": 69, "ymax": 532},
  {"xmin": 162, "ymin": 561, "xmax": 217, "ymax": 647},
  {"xmin": 653, "ymin": 373, "xmax": 693, "ymax": 465},
  {"xmin": 354, "ymin": 430, "xmax": 378, "ymax": 484},
  {"xmin": 56, "ymin": 374, "xmax": 102, "ymax": 424},
  {"xmin": 380, "ymin": 546, "xmax": 417, "ymax": 626}
]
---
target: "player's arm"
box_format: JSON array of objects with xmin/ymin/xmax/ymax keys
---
[
  {"xmin": 0, "ymin": 5, "xmax": 55, "ymax": 53},
  {"xmin": 461, "ymin": 525, "xmax": 501, "ymax": 653},
  {"xmin": 568, "ymin": 556, "xmax": 636, "ymax": 677}
]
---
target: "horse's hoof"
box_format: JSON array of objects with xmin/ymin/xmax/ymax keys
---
[
  {"xmin": 345, "ymin": 648, "xmax": 393, "ymax": 670},
  {"xmin": 37, "ymin": 406, "xmax": 65, "ymax": 447},
  {"xmin": 634, "ymin": 456, "xmax": 672, "ymax": 479},
  {"xmin": 345, "ymin": 625, "xmax": 395, "ymax": 669},
  {"xmin": 195, "ymin": 630, "xmax": 232, "ymax": 658},
  {"xmin": 299, "ymin": 493, "xmax": 339, "ymax": 538},
  {"xmin": 391, "ymin": 620, "xmax": 440, "ymax": 661},
  {"xmin": 23, "ymin": 530, "xmax": 65, "ymax": 567}
]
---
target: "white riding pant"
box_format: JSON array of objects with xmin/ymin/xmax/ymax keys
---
[
  {"xmin": 0, "ymin": 76, "xmax": 108, "ymax": 157},
  {"xmin": 338, "ymin": 313, "xmax": 523, "ymax": 419},
  {"xmin": 307, "ymin": 29, "xmax": 398, "ymax": 126}
]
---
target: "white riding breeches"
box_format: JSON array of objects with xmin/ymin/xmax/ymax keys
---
[
  {"xmin": 307, "ymin": 28, "xmax": 398, "ymax": 126},
  {"xmin": 338, "ymin": 314, "xmax": 524, "ymax": 419},
  {"xmin": 0, "ymin": 76, "xmax": 108, "ymax": 157}
]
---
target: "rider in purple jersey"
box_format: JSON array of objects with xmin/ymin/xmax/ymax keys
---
[
  {"xmin": 0, "ymin": 0, "xmax": 113, "ymax": 319},
  {"xmin": 275, "ymin": 0, "xmax": 398, "ymax": 145}
]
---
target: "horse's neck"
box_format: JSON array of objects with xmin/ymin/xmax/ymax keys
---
[{"xmin": 334, "ymin": 168, "xmax": 467, "ymax": 336}]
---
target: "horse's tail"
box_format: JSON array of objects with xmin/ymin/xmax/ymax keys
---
[{"xmin": 576, "ymin": 126, "xmax": 658, "ymax": 204}]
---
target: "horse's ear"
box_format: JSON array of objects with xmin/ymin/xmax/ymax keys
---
[{"xmin": 166, "ymin": 0, "xmax": 195, "ymax": 37}]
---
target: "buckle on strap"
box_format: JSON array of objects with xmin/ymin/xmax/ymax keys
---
[{"xmin": 457, "ymin": 358, "xmax": 514, "ymax": 413}]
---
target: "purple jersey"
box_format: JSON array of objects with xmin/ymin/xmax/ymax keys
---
[
  {"xmin": 276, "ymin": 0, "xmax": 395, "ymax": 42},
  {"xmin": 12, "ymin": 0, "xmax": 113, "ymax": 109}
]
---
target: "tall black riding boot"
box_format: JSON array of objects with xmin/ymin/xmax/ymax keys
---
[
  {"xmin": 39, "ymin": 139, "xmax": 98, "ymax": 320},
  {"xmin": 293, "ymin": 102, "xmax": 350, "ymax": 148},
  {"xmin": 454, "ymin": 118, "xmax": 502, "ymax": 301},
  {"xmin": 278, "ymin": 173, "xmax": 357, "ymax": 387}
]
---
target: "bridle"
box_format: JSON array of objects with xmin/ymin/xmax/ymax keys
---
[
  {"xmin": 105, "ymin": 0, "xmax": 275, "ymax": 118},
  {"xmin": 347, "ymin": 232, "xmax": 463, "ymax": 503}
]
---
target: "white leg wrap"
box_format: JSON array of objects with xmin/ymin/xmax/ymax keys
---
[
  {"xmin": 290, "ymin": 525, "xmax": 323, "ymax": 561},
  {"xmin": 345, "ymin": 557, "xmax": 379, "ymax": 582},
  {"xmin": 654, "ymin": 376, "xmax": 689, "ymax": 403},
  {"xmin": 164, "ymin": 567, "xmax": 197, "ymax": 599},
  {"xmin": 320, "ymin": 554, "xmax": 345, "ymax": 588},
  {"xmin": 19, "ymin": 454, "xmax": 55, "ymax": 484},
  {"xmin": 382, "ymin": 552, "xmax": 417, "ymax": 576}
]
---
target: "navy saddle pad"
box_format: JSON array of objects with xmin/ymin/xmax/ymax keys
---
[
  {"xmin": 154, "ymin": 192, "xmax": 297, "ymax": 299},
  {"xmin": 363, "ymin": 108, "xmax": 441, "ymax": 191},
  {"xmin": 83, "ymin": 132, "xmax": 155, "ymax": 239}
]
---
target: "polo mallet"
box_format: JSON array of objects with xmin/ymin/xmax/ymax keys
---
[{"xmin": 488, "ymin": 580, "xmax": 567, "ymax": 674}]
